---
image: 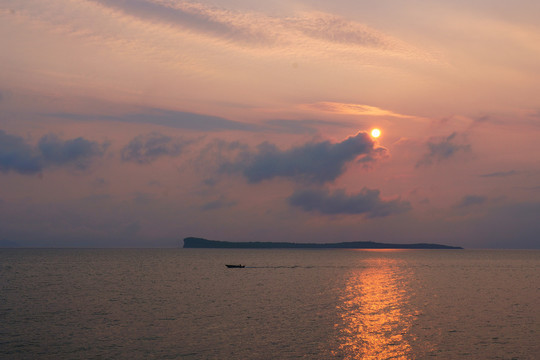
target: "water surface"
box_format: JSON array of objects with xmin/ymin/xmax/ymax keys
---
[{"xmin": 1, "ymin": 249, "xmax": 538, "ymax": 359}]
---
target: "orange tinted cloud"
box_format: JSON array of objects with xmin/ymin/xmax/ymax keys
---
[{"xmin": 306, "ymin": 102, "xmax": 414, "ymax": 118}]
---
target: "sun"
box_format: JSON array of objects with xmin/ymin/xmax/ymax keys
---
[{"xmin": 371, "ymin": 128, "xmax": 381, "ymax": 138}]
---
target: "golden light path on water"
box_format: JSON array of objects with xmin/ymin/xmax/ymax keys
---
[{"xmin": 334, "ymin": 253, "xmax": 416, "ymax": 359}]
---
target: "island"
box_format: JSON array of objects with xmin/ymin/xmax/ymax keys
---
[{"xmin": 183, "ymin": 237, "xmax": 463, "ymax": 249}]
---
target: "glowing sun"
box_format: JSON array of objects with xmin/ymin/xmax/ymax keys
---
[{"xmin": 371, "ymin": 128, "xmax": 381, "ymax": 138}]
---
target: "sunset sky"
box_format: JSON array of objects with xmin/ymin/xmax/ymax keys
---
[{"xmin": 1, "ymin": 0, "xmax": 540, "ymax": 248}]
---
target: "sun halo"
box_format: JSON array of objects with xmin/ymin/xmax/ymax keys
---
[{"xmin": 371, "ymin": 128, "xmax": 381, "ymax": 138}]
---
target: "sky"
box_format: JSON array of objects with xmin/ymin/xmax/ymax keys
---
[{"xmin": 1, "ymin": 0, "xmax": 540, "ymax": 248}]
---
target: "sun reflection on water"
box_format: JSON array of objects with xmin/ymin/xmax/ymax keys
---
[{"xmin": 334, "ymin": 257, "xmax": 414, "ymax": 359}]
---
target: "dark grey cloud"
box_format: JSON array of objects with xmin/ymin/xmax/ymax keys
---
[
  {"xmin": 0, "ymin": 130, "xmax": 105, "ymax": 175},
  {"xmin": 121, "ymin": 132, "xmax": 191, "ymax": 164},
  {"xmin": 202, "ymin": 177, "xmax": 218, "ymax": 187},
  {"xmin": 223, "ymin": 132, "xmax": 385, "ymax": 184},
  {"xmin": 133, "ymin": 192, "xmax": 154, "ymax": 205},
  {"xmin": 201, "ymin": 197, "xmax": 237, "ymax": 211},
  {"xmin": 479, "ymin": 170, "xmax": 518, "ymax": 178},
  {"xmin": 416, "ymin": 132, "xmax": 471, "ymax": 167},
  {"xmin": 92, "ymin": 0, "xmax": 272, "ymax": 45},
  {"xmin": 288, "ymin": 187, "xmax": 411, "ymax": 217},
  {"xmin": 38, "ymin": 134, "xmax": 107, "ymax": 169},
  {"xmin": 0, "ymin": 130, "xmax": 42, "ymax": 174},
  {"xmin": 81, "ymin": 194, "xmax": 112, "ymax": 203},
  {"xmin": 456, "ymin": 195, "xmax": 487, "ymax": 208},
  {"xmin": 46, "ymin": 108, "xmax": 259, "ymax": 132},
  {"xmin": 92, "ymin": 177, "xmax": 108, "ymax": 188}
]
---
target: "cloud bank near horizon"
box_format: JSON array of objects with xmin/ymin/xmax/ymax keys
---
[
  {"xmin": 288, "ymin": 187, "xmax": 411, "ymax": 217},
  {"xmin": 0, "ymin": 130, "xmax": 107, "ymax": 174}
]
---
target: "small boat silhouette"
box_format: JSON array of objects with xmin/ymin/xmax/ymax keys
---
[{"xmin": 225, "ymin": 264, "xmax": 245, "ymax": 268}]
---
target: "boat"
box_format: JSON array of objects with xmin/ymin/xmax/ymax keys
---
[{"xmin": 225, "ymin": 264, "xmax": 245, "ymax": 268}]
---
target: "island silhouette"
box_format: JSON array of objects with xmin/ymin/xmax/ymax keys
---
[{"xmin": 183, "ymin": 237, "xmax": 463, "ymax": 249}]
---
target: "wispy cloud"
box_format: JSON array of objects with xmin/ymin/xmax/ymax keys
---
[
  {"xmin": 5, "ymin": 0, "xmax": 428, "ymax": 61},
  {"xmin": 288, "ymin": 187, "xmax": 411, "ymax": 217},
  {"xmin": 305, "ymin": 102, "xmax": 414, "ymax": 118},
  {"xmin": 91, "ymin": 0, "xmax": 274, "ymax": 45},
  {"xmin": 416, "ymin": 132, "xmax": 471, "ymax": 167},
  {"xmin": 479, "ymin": 170, "xmax": 518, "ymax": 178},
  {"xmin": 46, "ymin": 108, "xmax": 259, "ymax": 132},
  {"xmin": 89, "ymin": 0, "xmax": 413, "ymax": 53},
  {"xmin": 263, "ymin": 118, "xmax": 349, "ymax": 134},
  {"xmin": 47, "ymin": 108, "xmax": 353, "ymax": 135},
  {"xmin": 288, "ymin": 13, "xmax": 390, "ymax": 48},
  {"xmin": 455, "ymin": 195, "xmax": 487, "ymax": 208},
  {"xmin": 121, "ymin": 132, "xmax": 192, "ymax": 164}
]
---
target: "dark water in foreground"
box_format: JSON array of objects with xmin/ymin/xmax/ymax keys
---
[{"xmin": 0, "ymin": 249, "xmax": 538, "ymax": 359}]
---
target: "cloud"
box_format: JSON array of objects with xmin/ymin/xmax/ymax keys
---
[
  {"xmin": 305, "ymin": 102, "xmax": 414, "ymax": 118},
  {"xmin": 288, "ymin": 13, "xmax": 392, "ymax": 48},
  {"xmin": 92, "ymin": 0, "xmax": 274, "ymax": 45},
  {"xmin": 49, "ymin": 108, "xmax": 351, "ymax": 135},
  {"xmin": 263, "ymin": 119, "xmax": 349, "ymax": 134},
  {"xmin": 121, "ymin": 132, "xmax": 191, "ymax": 164},
  {"xmin": 38, "ymin": 134, "xmax": 107, "ymax": 169},
  {"xmin": 46, "ymin": 108, "xmax": 259, "ymax": 132},
  {"xmin": 416, "ymin": 132, "xmax": 471, "ymax": 167},
  {"xmin": 201, "ymin": 197, "xmax": 237, "ymax": 211},
  {"xmin": 0, "ymin": 130, "xmax": 42, "ymax": 174},
  {"xmin": 0, "ymin": 130, "xmax": 106, "ymax": 175},
  {"xmin": 198, "ymin": 139, "xmax": 249, "ymax": 169},
  {"xmin": 456, "ymin": 195, "xmax": 487, "ymax": 208},
  {"xmin": 11, "ymin": 0, "xmax": 425, "ymax": 63},
  {"xmin": 288, "ymin": 187, "xmax": 411, "ymax": 217},
  {"xmin": 89, "ymin": 1, "xmax": 412, "ymax": 53},
  {"xmin": 222, "ymin": 132, "xmax": 386, "ymax": 184},
  {"xmin": 479, "ymin": 170, "xmax": 518, "ymax": 178},
  {"xmin": 92, "ymin": 177, "xmax": 108, "ymax": 188}
]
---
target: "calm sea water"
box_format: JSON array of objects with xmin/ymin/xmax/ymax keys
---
[{"xmin": 0, "ymin": 249, "xmax": 538, "ymax": 359}]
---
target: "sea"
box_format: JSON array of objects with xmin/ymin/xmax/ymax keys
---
[{"xmin": 0, "ymin": 248, "xmax": 538, "ymax": 359}]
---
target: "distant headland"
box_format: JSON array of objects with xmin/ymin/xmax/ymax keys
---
[{"xmin": 183, "ymin": 237, "xmax": 463, "ymax": 250}]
